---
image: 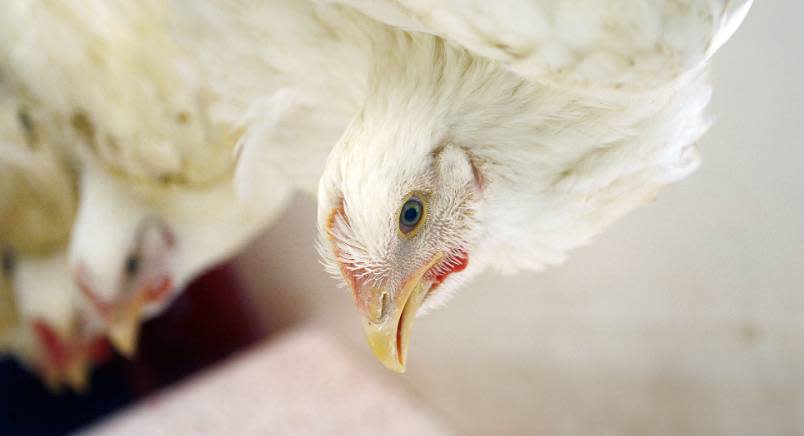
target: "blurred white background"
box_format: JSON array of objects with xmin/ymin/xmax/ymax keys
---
[{"xmin": 236, "ymin": 2, "xmax": 804, "ymax": 435}]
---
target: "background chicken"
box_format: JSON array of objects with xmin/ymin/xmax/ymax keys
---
[
  {"xmin": 0, "ymin": 0, "xmax": 349, "ymax": 356},
  {"xmin": 316, "ymin": 0, "xmax": 752, "ymax": 371},
  {"xmin": 0, "ymin": 84, "xmax": 105, "ymax": 391}
]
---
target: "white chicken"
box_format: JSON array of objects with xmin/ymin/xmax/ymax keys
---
[
  {"xmin": 0, "ymin": 0, "xmax": 752, "ymax": 376},
  {"xmin": 316, "ymin": 0, "xmax": 753, "ymax": 371},
  {"xmin": 0, "ymin": 0, "xmax": 371, "ymax": 356},
  {"xmin": 0, "ymin": 86, "xmax": 103, "ymax": 391}
]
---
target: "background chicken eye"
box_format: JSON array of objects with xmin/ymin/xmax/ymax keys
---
[
  {"xmin": 1, "ymin": 247, "xmax": 15, "ymax": 277},
  {"xmin": 124, "ymin": 253, "xmax": 141, "ymax": 277},
  {"xmin": 399, "ymin": 198, "xmax": 424, "ymax": 234}
]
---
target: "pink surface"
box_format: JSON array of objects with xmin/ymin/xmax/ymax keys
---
[{"xmin": 85, "ymin": 324, "xmax": 455, "ymax": 436}]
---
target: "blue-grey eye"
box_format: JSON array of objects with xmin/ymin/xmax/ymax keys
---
[{"xmin": 399, "ymin": 197, "xmax": 424, "ymax": 234}]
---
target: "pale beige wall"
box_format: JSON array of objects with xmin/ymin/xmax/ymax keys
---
[{"xmin": 236, "ymin": 2, "xmax": 804, "ymax": 435}]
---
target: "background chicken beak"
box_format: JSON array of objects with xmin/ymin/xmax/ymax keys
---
[
  {"xmin": 42, "ymin": 366, "xmax": 63, "ymax": 393},
  {"xmin": 64, "ymin": 355, "xmax": 89, "ymax": 392},
  {"xmin": 360, "ymin": 253, "xmax": 443, "ymax": 373},
  {"xmin": 108, "ymin": 292, "xmax": 146, "ymax": 357}
]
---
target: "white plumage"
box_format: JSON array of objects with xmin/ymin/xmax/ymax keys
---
[
  {"xmin": 331, "ymin": 0, "xmax": 752, "ymax": 90},
  {"xmin": 0, "ymin": 0, "xmax": 349, "ymax": 355},
  {"xmin": 1, "ymin": 0, "xmax": 230, "ymax": 356},
  {"xmin": 316, "ymin": 0, "xmax": 752, "ymax": 371},
  {"xmin": 0, "ymin": 83, "xmax": 102, "ymax": 390},
  {"xmin": 0, "ymin": 0, "xmax": 752, "ymax": 376}
]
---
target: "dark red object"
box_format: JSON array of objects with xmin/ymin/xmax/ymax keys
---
[
  {"xmin": 32, "ymin": 320, "xmax": 71, "ymax": 372},
  {"xmin": 120, "ymin": 263, "xmax": 267, "ymax": 395},
  {"xmin": 0, "ymin": 262, "xmax": 269, "ymax": 436}
]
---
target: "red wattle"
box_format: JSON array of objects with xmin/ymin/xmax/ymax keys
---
[
  {"xmin": 32, "ymin": 320, "xmax": 70, "ymax": 370},
  {"xmin": 429, "ymin": 251, "xmax": 469, "ymax": 293},
  {"xmin": 144, "ymin": 276, "xmax": 173, "ymax": 302}
]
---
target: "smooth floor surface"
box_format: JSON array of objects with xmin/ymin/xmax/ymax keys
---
[{"xmin": 85, "ymin": 326, "xmax": 454, "ymax": 436}]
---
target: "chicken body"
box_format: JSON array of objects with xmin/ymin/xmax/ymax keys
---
[
  {"xmin": 316, "ymin": 0, "xmax": 752, "ymax": 371},
  {"xmin": 0, "ymin": 0, "xmax": 753, "ymax": 373},
  {"xmin": 0, "ymin": 0, "xmax": 375, "ymax": 355},
  {"xmin": 0, "ymin": 85, "xmax": 103, "ymax": 390}
]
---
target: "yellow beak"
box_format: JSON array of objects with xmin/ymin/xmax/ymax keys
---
[
  {"xmin": 108, "ymin": 292, "xmax": 146, "ymax": 358},
  {"xmin": 39, "ymin": 345, "xmax": 90, "ymax": 393},
  {"xmin": 360, "ymin": 253, "xmax": 443, "ymax": 373},
  {"xmin": 64, "ymin": 354, "xmax": 89, "ymax": 392},
  {"xmin": 43, "ymin": 366, "xmax": 64, "ymax": 393}
]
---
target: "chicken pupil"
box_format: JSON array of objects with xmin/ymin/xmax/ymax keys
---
[
  {"xmin": 402, "ymin": 201, "xmax": 421, "ymax": 225},
  {"xmin": 1, "ymin": 247, "xmax": 15, "ymax": 275},
  {"xmin": 124, "ymin": 254, "xmax": 140, "ymax": 277}
]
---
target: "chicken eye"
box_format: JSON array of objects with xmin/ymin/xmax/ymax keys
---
[
  {"xmin": 398, "ymin": 195, "xmax": 426, "ymax": 236},
  {"xmin": 1, "ymin": 247, "xmax": 15, "ymax": 278},
  {"xmin": 124, "ymin": 254, "xmax": 141, "ymax": 277}
]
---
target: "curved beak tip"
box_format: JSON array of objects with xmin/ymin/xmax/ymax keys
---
[
  {"xmin": 363, "ymin": 322, "xmax": 407, "ymax": 373},
  {"xmin": 43, "ymin": 368, "xmax": 63, "ymax": 394},
  {"xmin": 356, "ymin": 252, "xmax": 443, "ymax": 373},
  {"xmin": 108, "ymin": 320, "xmax": 140, "ymax": 358},
  {"xmin": 65, "ymin": 359, "xmax": 90, "ymax": 392},
  {"xmin": 107, "ymin": 294, "xmax": 147, "ymax": 358}
]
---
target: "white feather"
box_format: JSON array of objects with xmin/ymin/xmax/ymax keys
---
[
  {"xmin": 0, "ymin": 81, "xmax": 101, "ymax": 385},
  {"xmin": 28, "ymin": 1, "xmax": 374, "ymax": 323},
  {"xmin": 331, "ymin": 0, "xmax": 753, "ymax": 91},
  {"xmin": 315, "ymin": 1, "xmax": 749, "ymax": 313}
]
